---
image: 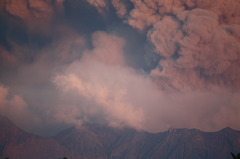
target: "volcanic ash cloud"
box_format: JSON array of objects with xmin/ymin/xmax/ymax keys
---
[
  {"xmin": 1, "ymin": 0, "xmax": 240, "ymax": 134},
  {"xmin": 53, "ymin": 31, "xmax": 240, "ymax": 132},
  {"xmin": 149, "ymin": 9, "xmax": 240, "ymax": 90},
  {"xmin": 54, "ymin": 31, "xmax": 147, "ymax": 130}
]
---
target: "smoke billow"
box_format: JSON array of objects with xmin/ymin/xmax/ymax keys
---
[
  {"xmin": 149, "ymin": 9, "xmax": 240, "ymax": 90},
  {"xmin": 53, "ymin": 31, "xmax": 240, "ymax": 132},
  {"xmin": 103, "ymin": 0, "xmax": 240, "ymax": 90},
  {"xmin": 0, "ymin": 0, "xmax": 240, "ymax": 135},
  {"xmin": 53, "ymin": 31, "xmax": 146, "ymax": 129}
]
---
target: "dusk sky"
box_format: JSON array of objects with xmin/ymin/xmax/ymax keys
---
[{"xmin": 0, "ymin": 0, "xmax": 240, "ymax": 136}]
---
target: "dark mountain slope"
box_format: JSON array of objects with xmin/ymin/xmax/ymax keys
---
[
  {"xmin": 54, "ymin": 125, "xmax": 240, "ymax": 159},
  {"xmin": 0, "ymin": 115, "xmax": 69, "ymax": 159},
  {"xmin": 0, "ymin": 115, "xmax": 240, "ymax": 159}
]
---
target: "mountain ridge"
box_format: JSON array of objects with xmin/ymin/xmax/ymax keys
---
[{"xmin": 0, "ymin": 115, "xmax": 240, "ymax": 159}]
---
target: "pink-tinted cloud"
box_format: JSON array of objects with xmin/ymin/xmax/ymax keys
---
[
  {"xmin": 82, "ymin": 31, "xmax": 126, "ymax": 66},
  {"xmin": 86, "ymin": 0, "xmax": 109, "ymax": 15},
  {"xmin": 0, "ymin": 85, "xmax": 39, "ymax": 129},
  {"xmin": 2, "ymin": 0, "xmax": 64, "ymax": 34},
  {"xmin": 111, "ymin": 0, "xmax": 128, "ymax": 17},
  {"xmin": 53, "ymin": 31, "xmax": 240, "ymax": 132},
  {"xmin": 53, "ymin": 31, "xmax": 145, "ymax": 129},
  {"xmin": 110, "ymin": 0, "xmax": 240, "ymax": 30},
  {"xmin": 149, "ymin": 9, "xmax": 240, "ymax": 90}
]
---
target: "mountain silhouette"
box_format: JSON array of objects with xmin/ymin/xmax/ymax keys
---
[{"xmin": 0, "ymin": 115, "xmax": 240, "ymax": 159}]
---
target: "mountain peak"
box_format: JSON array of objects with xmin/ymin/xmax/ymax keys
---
[{"xmin": 218, "ymin": 127, "xmax": 240, "ymax": 133}]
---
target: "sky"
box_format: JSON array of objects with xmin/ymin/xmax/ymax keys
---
[{"xmin": 0, "ymin": 0, "xmax": 240, "ymax": 136}]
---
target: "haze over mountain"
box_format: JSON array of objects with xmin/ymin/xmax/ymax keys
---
[
  {"xmin": 0, "ymin": 115, "xmax": 69, "ymax": 159},
  {"xmin": 1, "ymin": 115, "xmax": 240, "ymax": 159}
]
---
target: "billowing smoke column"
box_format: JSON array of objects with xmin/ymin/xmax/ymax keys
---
[
  {"xmin": 149, "ymin": 9, "xmax": 240, "ymax": 90},
  {"xmin": 109, "ymin": 0, "xmax": 240, "ymax": 90},
  {"xmin": 0, "ymin": 0, "xmax": 240, "ymax": 135}
]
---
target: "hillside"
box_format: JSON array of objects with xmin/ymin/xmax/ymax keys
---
[
  {"xmin": 0, "ymin": 116, "xmax": 240, "ymax": 159},
  {"xmin": 0, "ymin": 116, "xmax": 69, "ymax": 159}
]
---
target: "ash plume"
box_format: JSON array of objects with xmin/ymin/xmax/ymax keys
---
[{"xmin": 0, "ymin": 0, "xmax": 239, "ymax": 135}]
